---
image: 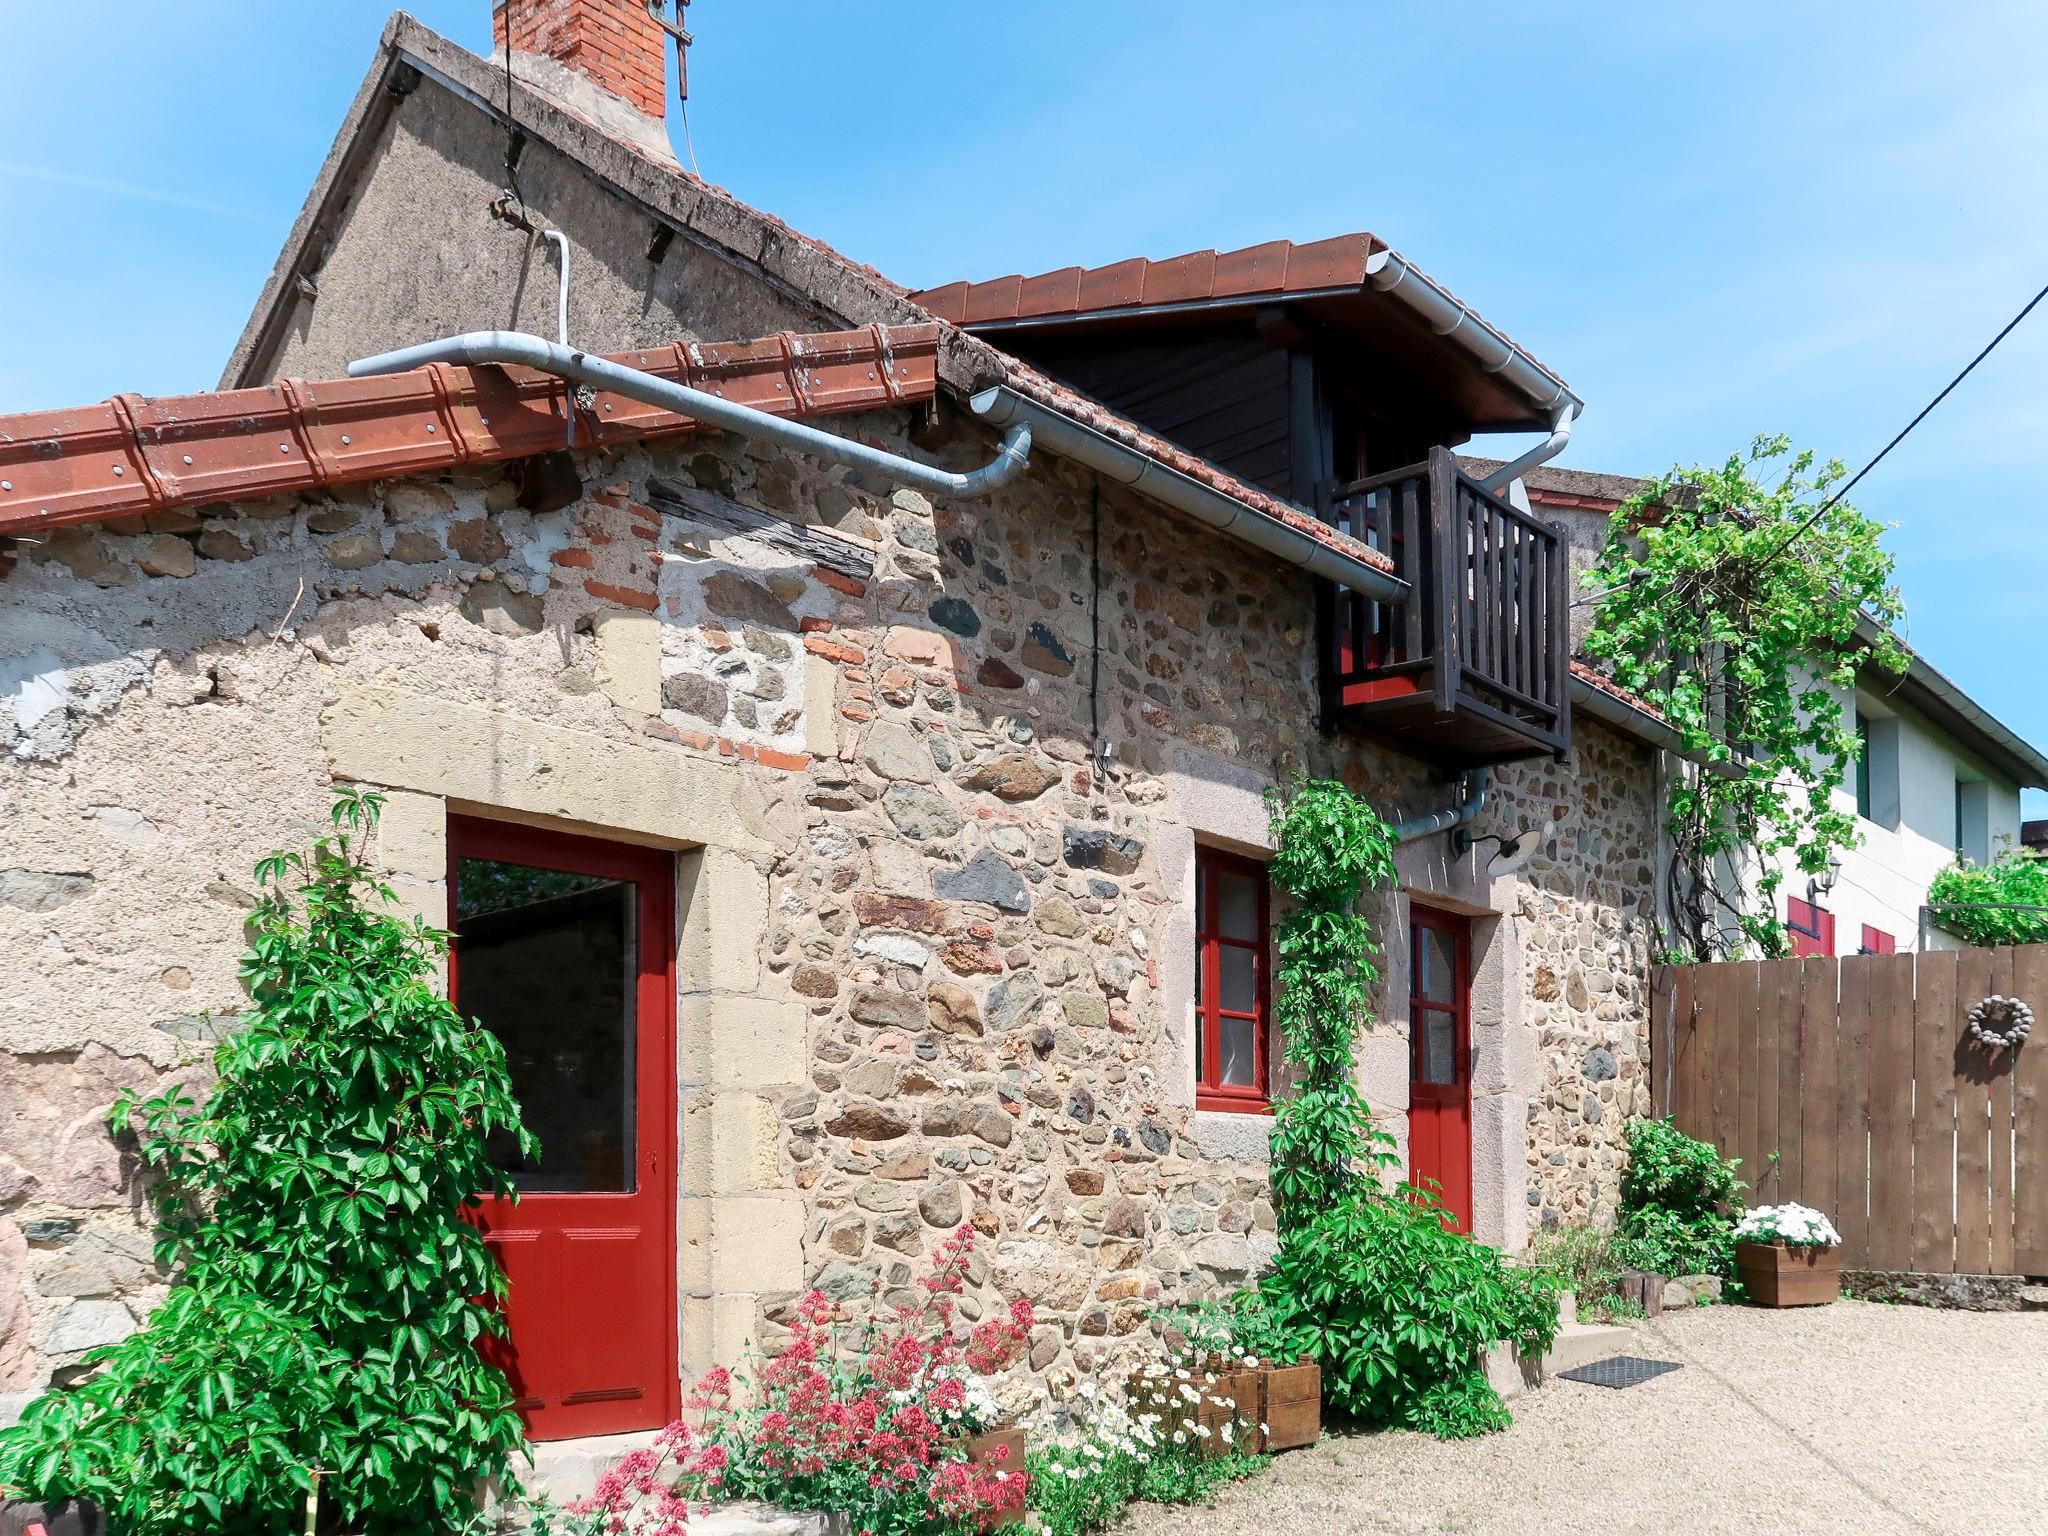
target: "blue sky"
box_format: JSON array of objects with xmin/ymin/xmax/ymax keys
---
[{"xmin": 3, "ymin": 2, "xmax": 2045, "ymax": 806}]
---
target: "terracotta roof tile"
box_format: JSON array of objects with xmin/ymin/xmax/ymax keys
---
[
  {"xmin": 913, "ymin": 235, "xmax": 1388, "ymax": 325},
  {"xmin": 0, "ymin": 324, "xmax": 939, "ymax": 538},
  {"xmin": 1571, "ymin": 658, "xmax": 1669, "ymax": 724}
]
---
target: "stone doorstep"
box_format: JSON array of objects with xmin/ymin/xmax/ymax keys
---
[
  {"xmin": 512, "ymin": 1433, "xmax": 833, "ymax": 1535},
  {"xmin": 1485, "ymin": 1318, "xmax": 1637, "ymax": 1401}
]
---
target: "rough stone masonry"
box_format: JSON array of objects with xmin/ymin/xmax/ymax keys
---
[{"xmin": 0, "ymin": 389, "xmax": 1657, "ymax": 1413}]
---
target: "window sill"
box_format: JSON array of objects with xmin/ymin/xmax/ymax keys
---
[{"xmin": 1194, "ymin": 1093, "xmax": 1271, "ymax": 1116}]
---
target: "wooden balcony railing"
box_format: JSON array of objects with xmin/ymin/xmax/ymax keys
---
[{"xmin": 1317, "ymin": 446, "xmax": 1571, "ymax": 765}]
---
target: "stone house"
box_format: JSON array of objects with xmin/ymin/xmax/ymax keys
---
[{"xmin": 0, "ymin": 2, "xmax": 1685, "ymax": 1452}]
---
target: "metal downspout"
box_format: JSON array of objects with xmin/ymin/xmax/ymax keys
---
[
  {"xmin": 347, "ymin": 331, "xmax": 1033, "ymax": 499},
  {"xmin": 1393, "ymin": 768, "xmax": 1489, "ymax": 845},
  {"xmin": 1477, "ymin": 402, "xmax": 1577, "ymax": 494}
]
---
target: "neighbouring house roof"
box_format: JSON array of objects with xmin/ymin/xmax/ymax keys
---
[
  {"xmin": 1473, "ymin": 456, "xmax": 2048, "ymax": 791},
  {"xmin": 914, "ymin": 236, "xmax": 1579, "ymax": 435},
  {"xmin": 0, "ymin": 325, "xmax": 938, "ymax": 537},
  {"xmin": 206, "ymin": 13, "xmax": 1393, "ymax": 585}
]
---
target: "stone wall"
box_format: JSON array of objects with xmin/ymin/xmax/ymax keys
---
[{"xmin": 0, "ymin": 395, "xmax": 1658, "ymax": 1410}]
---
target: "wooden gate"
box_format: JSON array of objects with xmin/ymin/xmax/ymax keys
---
[{"xmin": 1652, "ymin": 945, "xmax": 2048, "ymax": 1276}]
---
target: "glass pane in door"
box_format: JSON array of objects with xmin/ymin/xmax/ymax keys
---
[
  {"xmin": 455, "ymin": 858, "xmax": 637, "ymax": 1193},
  {"xmin": 1416, "ymin": 925, "xmax": 1458, "ymax": 1005},
  {"xmin": 1418, "ymin": 1009, "xmax": 1457, "ymax": 1085}
]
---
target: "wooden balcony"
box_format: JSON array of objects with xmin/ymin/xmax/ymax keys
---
[{"xmin": 1318, "ymin": 446, "xmax": 1571, "ymax": 766}]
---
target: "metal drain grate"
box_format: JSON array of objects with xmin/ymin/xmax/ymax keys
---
[{"xmin": 1557, "ymin": 1355, "xmax": 1682, "ymax": 1389}]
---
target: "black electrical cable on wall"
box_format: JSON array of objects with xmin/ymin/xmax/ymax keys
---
[{"xmin": 1088, "ymin": 481, "xmax": 1103, "ymax": 774}]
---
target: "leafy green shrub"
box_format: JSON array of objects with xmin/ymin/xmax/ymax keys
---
[
  {"xmin": 0, "ymin": 788, "xmax": 533, "ymax": 1535},
  {"xmin": 1255, "ymin": 1185, "xmax": 1558, "ymax": 1437},
  {"xmin": 1264, "ymin": 778, "xmax": 1399, "ymax": 1226},
  {"xmin": 1928, "ymin": 850, "xmax": 2048, "ymax": 947},
  {"xmin": 1617, "ymin": 1117, "xmax": 1743, "ymax": 1277}
]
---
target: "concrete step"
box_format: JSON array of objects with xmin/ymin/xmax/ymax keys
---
[{"xmin": 1486, "ymin": 1319, "xmax": 1637, "ymax": 1400}]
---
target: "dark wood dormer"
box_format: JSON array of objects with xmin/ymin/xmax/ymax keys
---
[{"xmin": 916, "ymin": 237, "xmax": 1575, "ymax": 767}]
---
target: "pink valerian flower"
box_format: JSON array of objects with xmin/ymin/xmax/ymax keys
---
[
  {"xmin": 592, "ymin": 1226, "xmax": 1032, "ymax": 1529},
  {"xmin": 571, "ymin": 1415, "xmax": 730, "ymax": 1536}
]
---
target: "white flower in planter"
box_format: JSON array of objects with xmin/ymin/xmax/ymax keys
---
[{"xmin": 1734, "ymin": 1202, "xmax": 1842, "ymax": 1248}]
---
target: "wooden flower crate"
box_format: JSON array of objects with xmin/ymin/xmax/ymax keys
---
[
  {"xmin": 1735, "ymin": 1241, "xmax": 1840, "ymax": 1307},
  {"xmin": 953, "ymin": 1427, "xmax": 1028, "ymax": 1530},
  {"xmin": 1259, "ymin": 1359, "xmax": 1322, "ymax": 1451}
]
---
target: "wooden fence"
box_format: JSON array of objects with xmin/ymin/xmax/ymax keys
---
[{"xmin": 1652, "ymin": 945, "xmax": 2048, "ymax": 1276}]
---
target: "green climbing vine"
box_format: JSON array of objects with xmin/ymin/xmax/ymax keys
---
[
  {"xmin": 1254, "ymin": 777, "xmax": 1559, "ymax": 1439},
  {"xmin": 1263, "ymin": 777, "xmax": 1399, "ymax": 1226},
  {"xmin": 1584, "ymin": 435, "xmax": 1906, "ymax": 962}
]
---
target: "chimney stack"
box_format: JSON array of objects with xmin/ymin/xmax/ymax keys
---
[{"xmin": 493, "ymin": 0, "xmax": 675, "ymax": 121}]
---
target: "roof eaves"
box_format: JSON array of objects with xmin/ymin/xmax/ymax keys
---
[{"xmin": 1, "ymin": 325, "xmax": 939, "ymax": 538}]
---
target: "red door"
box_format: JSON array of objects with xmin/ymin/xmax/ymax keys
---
[
  {"xmin": 448, "ymin": 818, "xmax": 678, "ymax": 1440},
  {"xmin": 1407, "ymin": 905, "xmax": 1473, "ymax": 1232}
]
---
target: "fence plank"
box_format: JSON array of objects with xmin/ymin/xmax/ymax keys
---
[
  {"xmin": 1756, "ymin": 958, "xmax": 1803, "ymax": 1206},
  {"xmin": 1912, "ymin": 949, "xmax": 1960, "ymax": 1273},
  {"xmin": 1668, "ymin": 964, "xmax": 1696, "ymax": 1127},
  {"xmin": 1834, "ymin": 953, "xmax": 1873, "ymax": 1265},
  {"xmin": 1953, "ymin": 947, "xmax": 1995, "ymax": 1275},
  {"xmin": 1701, "ymin": 962, "xmax": 1737, "ymax": 1161},
  {"xmin": 1801, "ymin": 956, "xmax": 1841, "ymax": 1233},
  {"xmin": 1732, "ymin": 959, "xmax": 1763, "ymax": 1201},
  {"xmin": 1989, "ymin": 947, "xmax": 2018, "ymax": 1277},
  {"xmin": 1764, "ymin": 956, "xmax": 1804, "ymax": 1209},
  {"xmin": 2012, "ymin": 946, "xmax": 2048, "ymax": 1274},
  {"xmin": 1865, "ymin": 950, "xmax": 1918, "ymax": 1272},
  {"xmin": 1650, "ymin": 965, "xmax": 1675, "ymax": 1118}
]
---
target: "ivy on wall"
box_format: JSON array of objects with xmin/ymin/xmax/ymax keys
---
[
  {"xmin": 1263, "ymin": 777, "xmax": 1399, "ymax": 1226},
  {"xmin": 1584, "ymin": 435, "xmax": 1906, "ymax": 962}
]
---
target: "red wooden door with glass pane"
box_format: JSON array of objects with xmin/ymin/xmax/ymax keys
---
[
  {"xmin": 1195, "ymin": 847, "xmax": 1270, "ymax": 1111},
  {"xmin": 448, "ymin": 818, "xmax": 678, "ymax": 1441},
  {"xmin": 1407, "ymin": 905, "xmax": 1472, "ymax": 1231}
]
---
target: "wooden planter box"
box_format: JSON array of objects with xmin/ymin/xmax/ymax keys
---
[
  {"xmin": 1735, "ymin": 1241, "xmax": 1840, "ymax": 1307},
  {"xmin": 1258, "ymin": 1359, "xmax": 1322, "ymax": 1451},
  {"xmin": 952, "ymin": 1427, "xmax": 1028, "ymax": 1529},
  {"xmin": 1128, "ymin": 1359, "xmax": 1264, "ymax": 1457}
]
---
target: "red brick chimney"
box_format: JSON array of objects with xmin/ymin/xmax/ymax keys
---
[{"xmin": 493, "ymin": 0, "xmax": 673, "ymax": 120}]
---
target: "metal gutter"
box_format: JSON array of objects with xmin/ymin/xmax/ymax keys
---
[
  {"xmin": 968, "ymin": 385, "xmax": 1407, "ymax": 602},
  {"xmin": 348, "ymin": 331, "xmax": 1031, "ymax": 499},
  {"xmin": 1365, "ymin": 248, "xmax": 1584, "ymax": 421}
]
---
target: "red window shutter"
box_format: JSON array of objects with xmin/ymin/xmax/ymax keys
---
[
  {"xmin": 1860, "ymin": 924, "xmax": 1896, "ymax": 955},
  {"xmin": 1787, "ymin": 897, "xmax": 1833, "ymax": 958}
]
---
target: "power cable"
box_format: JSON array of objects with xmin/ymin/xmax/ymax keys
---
[{"xmin": 1753, "ymin": 273, "xmax": 2048, "ymax": 569}]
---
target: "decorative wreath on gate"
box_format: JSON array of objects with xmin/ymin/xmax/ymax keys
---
[{"xmin": 1966, "ymin": 995, "xmax": 2034, "ymax": 1051}]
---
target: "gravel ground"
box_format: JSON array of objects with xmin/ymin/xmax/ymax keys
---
[{"xmin": 1116, "ymin": 1301, "xmax": 2048, "ymax": 1536}]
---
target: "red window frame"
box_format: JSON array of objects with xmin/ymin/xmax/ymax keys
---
[
  {"xmin": 1194, "ymin": 845, "xmax": 1270, "ymax": 1113},
  {"xmin": 1859, "ymin": 924, "xmax": 1896, "ymax": 956},
  {"xmin": 1787, "ymin": 896, "xmax": 1835, "ymax": 959}
]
